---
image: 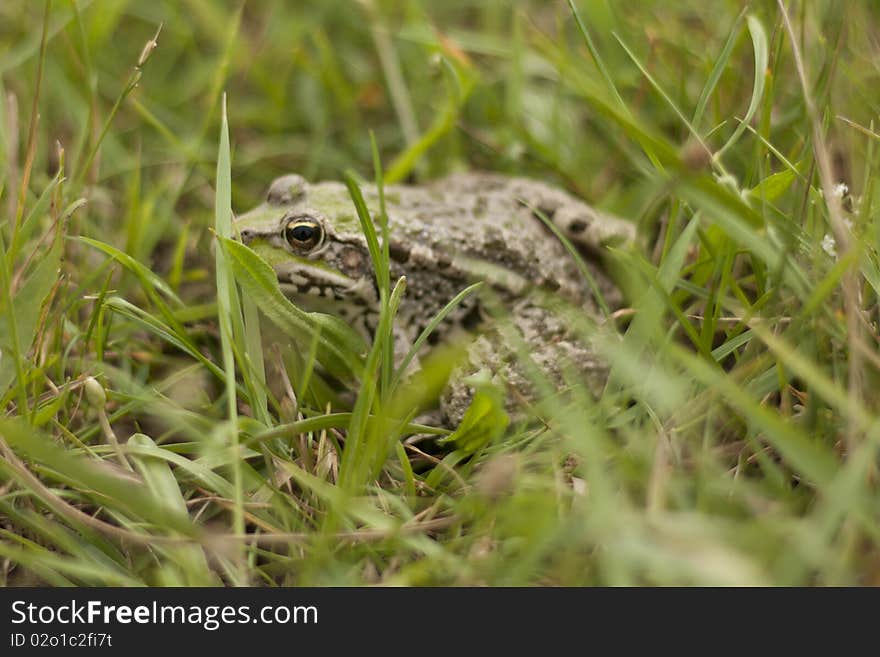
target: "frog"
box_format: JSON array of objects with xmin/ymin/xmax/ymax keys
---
[{"xmin": 233, "ymin": 171, "xmax": 634, "ymax": 426}]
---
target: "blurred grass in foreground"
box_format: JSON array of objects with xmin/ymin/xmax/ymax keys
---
[{"xmin": 1, "ymin": 0, "xmax": 880, "ymax": 585}]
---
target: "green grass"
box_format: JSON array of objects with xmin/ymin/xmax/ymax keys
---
[{"xmin": 1, "ymin": 0, "xmax": 880, "ymax": 586}]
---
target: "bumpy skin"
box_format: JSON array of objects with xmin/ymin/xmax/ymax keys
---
[{"xmin": 234, "ymin": 172, "xmax": 633, "ymax": 424}]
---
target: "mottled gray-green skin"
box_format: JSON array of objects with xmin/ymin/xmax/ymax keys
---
[{"xmin": 234, "ymin": 172, "xmax": 633, "ymax": 424}]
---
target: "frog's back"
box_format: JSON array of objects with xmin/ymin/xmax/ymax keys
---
[{"xmin": 370, "ymin": 172, "xmax": 631, "ymax": 308}]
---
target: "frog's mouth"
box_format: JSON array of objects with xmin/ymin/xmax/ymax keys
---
[{"xmin": 275, "ymin": 261, "xmax": 378, "ymax": 310}]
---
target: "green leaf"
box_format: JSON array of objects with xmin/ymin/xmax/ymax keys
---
[
  {"xmin": 0, "ymin": 537, "xmax": 141, "ymax": 586},
  {"xmin": 338, "ymin": 276, "xmax": 406, "ymax": 493},
  {"xmin": 384, "ymin": 53, "xmax": 476, "ymax": 184},
  {"xmin": 212, "ymin": 94, "xmax": 246, "ymax": 576},
  {"xmin": 103, "ymin": 296, "xmax": 225, "ymax": 381},
  {"xmin": 344, "ymin": 171, "xmax": 387, "ymax": 300},
  {"xmin": 747, "ymin": 168, "xmax": 798, "ymax": 203},
  {"xmin": 0, "ymin": 238, "xmax": 61, "ymax": 396},
  {"xmin": 79, "ymin": 236, "xmax": 182, "ymax": 306},
  {"xmin": 128, "ymin": 433, "xmax": 217, "ymax": 585},
  {"xmin": 218, "ymin": 236, "xmax": 366, "ymax": 379},
  {"xmin": 716, "ymin": 15, "xmax": 768, "ymax": 158},
  {"xmin": 11, "ymin": 168, "xmax": 63, "ymax": 259},
  {"xmin": 391, "ymin": 282, "xmax": 482, "ymax": 393},
  {"xmin": 672, "ymin": 346, "xmax": 840, "ymax": 488},
  {"xmin": 439, "ymin": 373, "xmax": 509, "ymax": 455},
  {"xmin": 0, "ymin": 418, "xmax": 200, "ymax": 537},
  {"xmin": 692, "ymin": 9, "xmax": 747, "ymax": 129}
]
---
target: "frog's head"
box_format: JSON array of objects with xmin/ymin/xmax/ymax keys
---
[{"xmin": 234, "ymin": 175, "xmax": 379, "ymax": 313}]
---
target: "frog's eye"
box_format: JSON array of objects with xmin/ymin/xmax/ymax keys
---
[{"xmin": 284, "ymin": 216, "xmax": 324, "ymax": 253}]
